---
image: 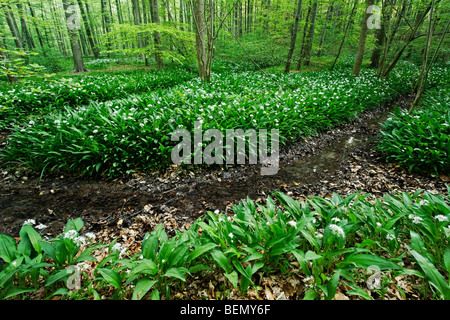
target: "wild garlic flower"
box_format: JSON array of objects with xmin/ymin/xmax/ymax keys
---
[
  {"xmin": 408, "ymin": 214, "xmax": 423, "ymax": 224},
  {"xmin": 63, "ymin": 229, "xmax": 78, "ymax": 240},
  {"xmin": 329, "ymin": 224, "xmax": 345, "ymax": 238},
  {"xmin": 386, "ymin": 233, "xmax": 396, "ymax": 241},
  {"xmin": 23, "ymin": 219, "xmax": 36, "ymax": 226},
  {"xmin": 435, "ymin": 215, "xmax": 448, "ymax": 222},
  {"xmin": 331, "ymin": 217, "xmax": 341, "ymax": 223},
  {"xmin": 287, "ymin": 220, "xmax": 297, "ymax": 228},
  {"xmin": 35, "ymin": 223, "xmax": 47, "ymax": 230}
]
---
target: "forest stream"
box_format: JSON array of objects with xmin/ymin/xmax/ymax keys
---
[{"xmin": 0, "ymin": 95, "xmax": 448, "ymax": 239}]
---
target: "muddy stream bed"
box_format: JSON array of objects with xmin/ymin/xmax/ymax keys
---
[{"xmin": 0, "ymin": 95, "xmax": 448, "ymax": 239}]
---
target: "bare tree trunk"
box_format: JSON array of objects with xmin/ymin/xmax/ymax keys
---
[
  {"xmin": 193, "ymin": 0, "xmax": 208, "ymax": 80},
  {"xmin": 318, "ymin": 3, "xmax": 333, "ymax": 58},
  {"xmin": 16, "ymin": 3, "xmax": 35, "ymax": 50},
  {"xmin": 297, "ymin": 4, "xmax": 311, "ymax": 70},
  {"xmin": 2, "ymin": 5, "xmax": 23, "ymax": 49},
  {"xmin": 149, "ymin": 0, "xmax": 164, "ymax": 69},
  {"xmin": 302, "ymin": 1, "xmax": 318, "ymax": 66},
  {"xmin": 352, "ymin": 0, "xmax": 375, "ymax": 76},
  {"xmin": 27, "ymin": 1, "xmax": 45, "ymax": 49},
  {"xmin": 330, "ymin": 0, "xmax": 357, "ymax": 70},
  {"xmin": 369, "ymin": 2, "xmax": 390, "ymax": 69},
  {"xmin": 101, "ymin": 0, "xmax": 112, "ymax": 56},
  {"xmin": 77, "ymin": 0, "xmax": 100, "ymax": 58},
  {"xmin": 409, "ymin": 0, "xmax": 440, "ymax": 113},
  {"xmin": 381, "ymin": 2, "xmax": 433, "ymax": 78},
  {"xmin": 62, "ymin": 0, "xmax": 87, "ymax": 72},
  {"xmin": 284, "ymin": 0, "xmax": 303, "ymax": 73}
]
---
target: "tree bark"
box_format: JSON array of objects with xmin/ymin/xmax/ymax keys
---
[
  {"xmin": 193, "ymin": 0, "xmax": 208, "ymax": 80},
  {"xmin": 302, "ymin": 1, "xmax": 318, "ymax": 66},
  {"xmin": 62, "ymin": 0, "xmax": 87, "ymax": 72},
  {"xmin": 149, "ymin": 0, "xmax": 164, "ymax": 69},
  {"xmin": 284, "ymin": 0, "xmax": 303, "ymax": 73},
  {"xmin": 318, "ymin": 4, "xmax": 333, "ymax": 58},
  {"xmin": 76, "ymin": 0, "xmax": 100, "ymax": 58},
  {"xmin": 352, "ymin": 0, "xmax": 375, "ymax": 76},
  {"xmin": 330, "ymin": 0, "xmax": 357, "ymax": 70},
  {"xmin": 2, "ymin": 5, "xmax": 23, "ymax": 49}
]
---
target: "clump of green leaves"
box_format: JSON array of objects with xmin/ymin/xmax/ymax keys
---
[
  {"xmin": 377, "ymin": 85, "xmax": 450, "ymax": 175},
  {"xmin": 0, "ymin": 189, "xmax": 449, "ymax": 300}
]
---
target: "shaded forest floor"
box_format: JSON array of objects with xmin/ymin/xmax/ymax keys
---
[{"xmin": 1, "ymin": 93, "xmax": 448, "ymax": 300}]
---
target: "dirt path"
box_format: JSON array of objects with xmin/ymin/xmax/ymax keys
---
[{"xmin": 0, "ymin": 95, "xmax": 448, "ymax": 239}]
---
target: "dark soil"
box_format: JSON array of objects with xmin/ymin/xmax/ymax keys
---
[{"xmin": 0, "ymin": 94, "xmax": 448, "ymax": 239}]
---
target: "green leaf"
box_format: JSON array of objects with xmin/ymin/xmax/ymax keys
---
[
  {"xmin": 339, "ymin": 254, "xmax": 401, "ymax": 270},
  {"xmin": 98, "ymin": 268, "xmax": 122, "ymax": 289},
  {"xmin": 409, "ymin": 248, "xmax": 450, "ymax": 299},
  {"xmin": 346, "ymin": 283, "xmax": 373, "ymax": 300},
  {"xmin": 305, "ymin": 250, "xmax": 322, "ymax": 261},
  {"xmin": 163, "ymin": 267, "xmax": 189, "ymax": 282},
  {"xmin": 45, "ymin": 269, "xmax": 71, "ymax": 287},
  {"xmin": 0, "ymin": 234, "xmax": 17, "ymax": 263},
  {"xmin": 64, "ymin": 218, "xmax": 84, "ymax": 233},
  {"xmin": 325, "ymin": 270, "xmax": 341, "ymax": 300},
  {"xmin": 17, "ymin": 225, "xmax": 43, "ymax": 256},
  {"xmin": 132, "ymin": 278, "xmax": 157, "ymax": 300},
  {"xmin": 303, "ymin": 290, "xmax": 318, "ymax": 300},
  {"xmin": 210, "ymin": 249, "xmax": 232, "ymax": 274},
  {"xmin": 224, "ymin": 271, "xmax": 239, "ymax": 288},
  {"xmin": 4, "ymin": 286, "xmax": 36, "ymax": 299},
  {"xmin": 188, "ymin": 243, "xmax": 218, "ymax": 263},
  {"xmin": 443, "ymin": 244, "xmax": 450, "ymax": 276}
]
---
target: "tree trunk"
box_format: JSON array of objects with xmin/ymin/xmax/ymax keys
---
[
  {"xmin": 16, "ymin": 3, "xmax": 35, "ymax": 50},
  {"xmin": 284, "ymin": 0, "xmax": 303, "ymax": 73},
  {"xmin": 303, "ymin": 1, "xmax": 318, "ymax": 66},
  {"xmin": 2, "ymin": 5, "xmax": 23, "ymax": 49},
  {"xmin": 193, "ymin": 0, "xmax": 208, "ymax": 80},
  {"xmin": 27, "ymin": 1, "xmax": 45, "ymax": 49},
  {"xmin": 62, "ymin": 0, "xmax": 87, "ymax": 72},
  {"xmin": 76, "ymin": 0, "xmax": 100, "ymax": 58},
  {"xmin": 409, "ymin": 0, "xmax": 440, "ymax": 113},
  {"xmin": 369, "ymin": 2, "xmax": 390, "ymax": 69},
  {"xmin": 381, "ymin": 2, "xmax": 433, "ymax": 78},
  {"xmin": 297, "ymin": 4, "xmax": 311, "ymax": 70},
  {"xmin": 149, "ymin": 0, "xmax": 164, "ymax": 69},
  {"xmin": 330, "ymin": 0, "xmax": 357, "ymax": 70},
  {"xmin": 318, "ymin": 4, "xmax": 333, "ymax": 58},
  {"xmin": 352, "ymin": 0, "xmax": 375, "ymax": 76}
]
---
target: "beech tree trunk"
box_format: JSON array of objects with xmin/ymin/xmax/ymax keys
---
[
  {"xmin": 2, "ymin": 5, "xmax": 23, "ymax": 49},
  {"xmin": 149, "ymin": 0, "xmax": 164, "ymax": 69},
  {"xmin": 76, "ymin": 0, "xmax": 100, "ymax": 58},
  {"xmin": 62, "ymin": 0, "xmax": 87, "ymax": 72},
  {"xmin": 352, "ymin": 0, "xmax": 375, "ymax": 76},
  {"xmin": 193, "ymin": 0, "xmax": 208, "ymax": 80},
  {"xmin": 284, "ymin": 0, "xmax": 303, "ymax": 73}
]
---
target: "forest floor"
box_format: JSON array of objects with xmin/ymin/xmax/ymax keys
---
[
  {"xmin": 0, "ymin": 91, "xmax": 448, "ymax": 300},
  {"xmin": 1, "ymin": 93, "xmax": 448, "ymax": 239}
]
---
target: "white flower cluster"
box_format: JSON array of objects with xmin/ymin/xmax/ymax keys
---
[
  {"xmin": 329, "ymin": 224, "xmax": 345, "ymax": 238},
  {"xmin": 408, "ymin": 214, "xmax": 423, "ymax": 225}
]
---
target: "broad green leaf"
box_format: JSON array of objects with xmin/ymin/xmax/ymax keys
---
[
  {"xmin": 4, "ymin": 286, "xmax": 36, "ymax": 299},
  {"xmin": 98, "ymin": 268, "xmax": 122, "ymax": 289},
  {"xmin": 188, "ymin": 243, "xmax": 218, "ymax": 263},
  {"xmin": 340, "ymin": 254, "xmax": 401, "ymax": 270},
  {"xmin": 132, "ymin": 278, "xmax": 157, "ymax": 300},
  {"xmin": 210, "ymin": 249, "xmax": 232, "ymax": 274},
  {"xmin": 0, "ymin": 234, "xmax": 17, "ymax": 263},
  {"xmin": 409, "ymin": 249, "xmax": 450, "ymax": 299},
  {"xmin": 163, "ymin": 267, "xmax": 189, "ymax": 282},
  {"xmin": 325, "ymin": 270, "xmax": 341, "ymax": 300}
]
